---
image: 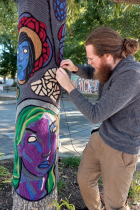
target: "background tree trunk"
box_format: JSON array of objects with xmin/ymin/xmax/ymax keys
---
[{"xmin": 3, "ymin": 76, "xmax": 6, "ymax": 83}]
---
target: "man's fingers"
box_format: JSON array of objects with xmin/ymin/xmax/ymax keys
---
[
  {"xmin": 57, "ymin": 67, "xmax": 66, "ymax": 74},
  {"xmin": 61, "ymin": 59, "xmax": 71, "ymax": 64},
  {"xmin": 61, "ymin": 64, "xmax": 70, "ymax": 69},
  {"xmin": 60, "ymin": 59, "xmax": 71, "ymax": 68},
  {"xmin": 56, "ymin": 68, "xmax": 66, "ymax": 80}
]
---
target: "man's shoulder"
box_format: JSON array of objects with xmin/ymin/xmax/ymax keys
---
[
  {"xmin": 122, "ymin": 56, "xmax": 140, "ymax": 70},
  {"xmin": 116, "ymin": 57, "xmax": 140, "ymax": 77},
  {"xmin": 111, "ymin": 60, "xmax": 140, "ymax": 85}
]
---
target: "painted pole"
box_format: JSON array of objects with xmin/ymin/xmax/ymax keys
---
[{"xmin": 12, "ymin": 0, "xmax": 67, "ymax": 208}]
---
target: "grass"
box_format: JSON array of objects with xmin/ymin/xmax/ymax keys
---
[
  {"xmin": 128, "ymin": 168, "xmax": 140, "ymax": 204},
  {"xmin": 61, "ymin": 155, "xmax": 81, "ymax": 168},
  {"xmin": 0, "ymin": 151, "xmax": 12, "ymax": 190},
  {"xmin": 57, "ymin": 179, "xmax": 66, "ymax": 193}
]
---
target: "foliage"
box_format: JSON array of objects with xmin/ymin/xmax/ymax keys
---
[
  {"xmin": 0, "ymin": 0, "xmax": 140, "ymax": 78},
  {"xmin": 61, "ymin": 155, "xmax": 81, "ymax": 168},
  {"xmin": 0, "ymin": 150, "xmax": 5, "ymax": 159},
  {"xmin": 106, "ymin": 3, "xmax": 140, "ymax": 61},
  {"xmin": 128, "ymin": 168, "xmax": 140, "ymax": 204},
  {"xmin": 0, "ymin": 0, "xmax": 18, "ymax": 49},
  {"xmin": 64, "ymin": 0, "xmax": 140, "ymax": 64},
  {"xmin": 0, "ymin": 35, "xmax": 17, "ymax": 79},
  {"xmin": 0, "ymin": 1, "xmax": 18, "ymax": 78},
  {"xmin": 0, "ymin": 151, "xmax": 12, "ymax": 190},
  {"xmin": 98, "ymin": 177, "xmax": 103, "ymax": 186},
  {"xmin": 50, "ymin": 195, "xmax": 75, "ymax": 210},
  {"xmin": 57, "ymin": 179, "xmax": 66, "ymax": 193}
]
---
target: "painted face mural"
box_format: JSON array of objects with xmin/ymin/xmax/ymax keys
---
[
  {"xmin": 17, "ymin": 14, "xmax": 52, "ymax": 84},
  {"xmin": 17, "ymin": 113, "xmax": 57, "ymax": 177},
  {"xmin": 17, "ymin": 41, "xmax": 29, "ymax": 81},
  {"xmin": 17, "ymin": 36, "xmax": 33, "ymax": 82},
  {"xmin": 13, "ymin": 106, "xmax": 59, "ymax": 201}
]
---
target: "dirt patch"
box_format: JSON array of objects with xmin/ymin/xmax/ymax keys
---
[{"xmin": 0, "ymin": 158, "xmax": 139, "ymax": 210}]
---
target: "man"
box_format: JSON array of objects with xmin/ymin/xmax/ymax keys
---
[{"xmin": 56, "ymin": 27, "xmax": 140, "ymax": 210}]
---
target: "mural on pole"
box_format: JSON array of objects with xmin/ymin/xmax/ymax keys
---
[{"xmin": 13, "ymin": 0, "xmax": 67, "ymax": 201}]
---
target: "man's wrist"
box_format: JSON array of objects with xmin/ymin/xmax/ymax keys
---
[
  {"xmin": 66, "ymin": 83, "xmax": 75, "ymax": 94},
  {"xmin": 74, "ymin": 66, "xmax": 79, "ymax": 72},
  {"xmin": 73, "ymin": 66, "xmax": 79, "ymax": 73}
]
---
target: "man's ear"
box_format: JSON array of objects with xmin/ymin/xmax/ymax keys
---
[
  {"xmin": 104, "ymin": 54, "xmax": 112, "ymax": 60},
  {"xmin": 104, "ymin": 54, "xmax": 114, "ymax": 64}
]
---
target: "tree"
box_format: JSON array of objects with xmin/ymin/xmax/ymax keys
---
[
  {"xmin": 12, "ymin": 187, "xmax": 57, "ymax": 210},
  {"xmin": 105, "ymin": 4, "xmax": 140, "ymax": 60},
  {"xmin": 12, "ymin": 0, "xmax": 66, "ymax": 209},
  {"xmin": 0, "ymin": 35, "xmax": 17, "ymax": 80},
  {"xmin": 0, "ymin": 0, "xmax": 18, "ymax": 49},
  {"xmin": 64, "ymin": 0, "xmax": 140, "ymax": 64},
  {"xmin": 0, "ymin": 0, "xmax": 18, "ymax": 79}
]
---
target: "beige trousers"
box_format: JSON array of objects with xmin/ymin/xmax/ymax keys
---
[{"xmin": 77, "ymin": 132, "xmax": 139, "ymax": 210}]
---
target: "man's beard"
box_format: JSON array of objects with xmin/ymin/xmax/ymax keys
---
[{"xmin": 94, "ymin": 62, "xmax": 112, "ymax": 84}]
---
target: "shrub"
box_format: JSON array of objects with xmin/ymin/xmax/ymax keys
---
[
  {"xmin": 128, "ymin": 168, "xmax": 140, "ymax": 204},
  {"xmin": 57, "ymin": 179, "xmax": 66, "ymax": 193},
  {"xmin": 50, "ymin": 195, "xmax": 75, "ymax": 210},
  {"xmin": 61, "ymin": 155, "xmax": 81, "ymax": 168}
]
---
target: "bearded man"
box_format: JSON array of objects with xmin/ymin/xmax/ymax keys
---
[{"xmin": 56, "ymin": 27, "xmax": 140, "ymax": 210}]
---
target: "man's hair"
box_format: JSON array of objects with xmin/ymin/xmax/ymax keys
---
[{"xmin": 85, "ymin": 27, "xmax": 139, "ymax": 60}]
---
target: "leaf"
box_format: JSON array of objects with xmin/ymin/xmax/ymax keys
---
[
  {"xmin": 115, "ymin": 4, "xmax": 120, "ymax": 16},
  {"xmin": 123, "ymin": 4, "xmax": 129, "ymax": 12}
]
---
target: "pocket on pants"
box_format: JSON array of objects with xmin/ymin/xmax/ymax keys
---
[{"xmin": 120, "ymin": 152, "xmax": 139, "ymax": 177}]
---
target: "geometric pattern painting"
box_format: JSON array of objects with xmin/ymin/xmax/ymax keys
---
[
  {"xmin": 31, "ymin": 68, "xmax": 60, "ymax": 102},
  {"xmin": 13, "ymin": 0, "xmax": 67, "ymax": 201},
  {"xmin": 53, "ymin": 0, "xmax": 67, "ymax": 21}
]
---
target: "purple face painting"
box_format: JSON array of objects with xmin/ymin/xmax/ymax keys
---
[{"xmin": 17, "ymin": 113, "xmax": 57, "ymax": 177}]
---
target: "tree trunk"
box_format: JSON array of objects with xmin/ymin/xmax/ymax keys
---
[
  {"xmin": 12, "ymin": 0, "xmax": 67, "ymax": 209},
  {"xmin": 12, "ymin": 187, "xmax": 57, "ymax": 210},
  {"xmin": 3, "ymin": 76, "xmax": 6, "ymax": 83},
  {"xmin": 11, "ymin": 72, "xmax": 15, "ymax": 81}
]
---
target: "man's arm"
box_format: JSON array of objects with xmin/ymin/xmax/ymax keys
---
[
  {"xmin": 60, "ymin": 59, "xmax": 95, "ymax": 80},
  {"xmin": 73, "ymin": 65, "xmax": 95, "ymax": 80},
  {"xmin": 68, "ymin": 71, "xmax": 140, "ymax": 124}
]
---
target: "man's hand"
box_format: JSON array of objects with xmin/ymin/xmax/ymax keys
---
[
  {"xmin": 60, "ymin": 59, "xmax": 79, "ymax": 72},
  {"xmin": 56, "ymin": 67, "xmax": 75, "ymax": 93}
]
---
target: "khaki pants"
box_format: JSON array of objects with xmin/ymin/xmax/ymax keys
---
[{"xmin": 77, "ymin": 132, "xmax": 139, "ymax": 210}]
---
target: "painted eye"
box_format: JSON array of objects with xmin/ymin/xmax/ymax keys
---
[
  {"xmin": 50, "ymin": 122, "xmax": 57, "ymax": 133},
  {"xmin": 52, "ymin": 126, "xmax": 57, "ymax": 133},
  {"xmin": 17, "ymin": 50, "xmax": 19, "ymax": 54},
  {"xmin": 23, "ymin": 48, "xmax": 28, "ymax": 54},
  {"xmin": 28, "ymin": 136, "xmax": 37, "ymax": 143}
]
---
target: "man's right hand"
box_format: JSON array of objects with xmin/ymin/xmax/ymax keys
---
[{"xmin": 60, "ymin": 59, "xmax": 79, "ymax": 72}]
